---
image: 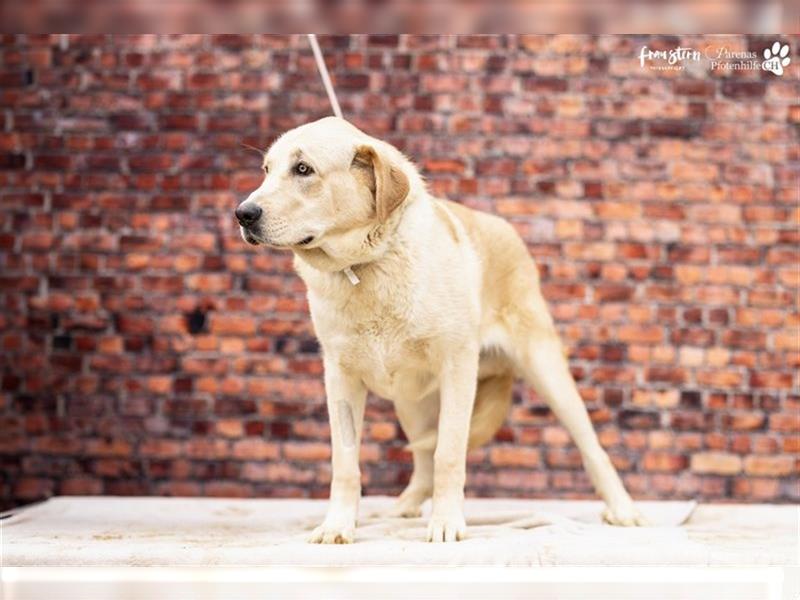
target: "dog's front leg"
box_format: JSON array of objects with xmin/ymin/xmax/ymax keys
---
[
  {"xmin": 427, "ymin": 344, "xmax": 479, "ymax": 542},
  {"xmin": 308, "ymin": 359, "xmax": 367, "ymax": 544}
]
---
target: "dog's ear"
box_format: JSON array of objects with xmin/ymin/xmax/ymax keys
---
[{"xmin": 351, "ymin": 145, "xmax": 409, "ymax": 222}]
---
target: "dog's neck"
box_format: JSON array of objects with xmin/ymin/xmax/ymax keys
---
[{"xmin": 292, "ymin": 193, "xmax": 420, "ymax": 280}]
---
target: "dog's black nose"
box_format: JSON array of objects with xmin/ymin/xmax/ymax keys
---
[{"xmin": 235, "ymin": 202, "xmax": 262, "ymax": 226}]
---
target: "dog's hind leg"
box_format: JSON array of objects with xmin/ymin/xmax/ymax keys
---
[
  {"xmin": 512, "ymin": 306, "xmax": 646, "ymax": 526},
  {"xmin": 466, "ymin": 372, "xmax": 514, "ymax": 450},
  {"xmin": 388, "ymin": 449, "xmax": 434, "ymax": 518},
  {"xmin": 384, "ymin": 393, "xmax": 439, "ymax": 518},
  {"xmin": 387, "ymin": 370, "xmax": 514, "ymax": 518}
]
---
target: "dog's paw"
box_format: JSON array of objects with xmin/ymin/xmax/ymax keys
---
[
  {"xmin": 426, "ymin": 512, "xmax": 467, "ymax": 542},
  {"xmin": 601, "ymin": 503, "xmax": 649, "ymax": 527},
  {"xmin": 382, "ymin": 498, "xmax": 424, "ymax": 518},
  {"xmin": 307, "ymin": 521, "xmax": 355, "ymax": 544},
  {"xmin": 384, "ymin": 490, "xmax": 430, "ymax": 518}
]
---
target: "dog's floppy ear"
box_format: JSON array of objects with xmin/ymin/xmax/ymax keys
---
[{"xmin": 351, "ymin": 145, "xmax": 409, "ymax": 222}]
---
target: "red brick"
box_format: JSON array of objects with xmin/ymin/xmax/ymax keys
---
[
  {"xmin": 85, "ymin": 439, "xmax": 133, "ymax": 457},
  {"xmin": 365, "ymin": 421, "xmax": 396, "ymax": 441},
  {"xmin": 204, "ymin": 482, "xmax": 253, "ymax": 498},
  {"xmin": 489, "ymin": 446, "xmax": 541, "ymax": 467},
  {"xmin": 643, "ymin": 452, "xmax": 688, "ymax": 472},
  {"xmin": 60, "ymin": 477, "xmax": 103, "ymax": 495},
  {"xmin": 231, "ymin": 439, "xmax": 279, "ymax": 460},
  {"xmin": 215, "ymin": 419, "xmax": 243, "ymax": 438},
  {"xmin": 618, "ymin": 325, "xmax": 663, "ymax": 344},
  {"xmin": 209, "ymin": 314, "xmax": 256, "ymax": 335},
  {"xmin": 423, "ymin": 159, "xmax": 465, "ymax": 174},
  {"xmin": 140, "ymin": 439, "xmax": 183, "ymax": 458},
  {"xmin": 13, "ymin": 477, "xmax": 54, "ymax": 500},
  {"xmin": 743, "ymin": 455, "xmax": 794, "ymax": 477},
  {"xmin": 283, "ymin": 443, "xmax": 331, "ymax": 462},
  {"xmin": 186, "ymin": 438, "xmax": 229, "ymax": 459},
  {"xmin": 690, "ymin": 452, "xmax": 742, "ymax": 475},
  {"xmin": 723, "ymin": 413, "xmax": 765, "ymax": 431},
  {"xmin": 732, "ymin": 477, "xmax": 780, "ymax": 500}
]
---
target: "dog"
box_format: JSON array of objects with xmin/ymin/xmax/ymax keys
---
[{"xmin": 235, "ymin": 117, "xmax": 646, "ymax": 543}]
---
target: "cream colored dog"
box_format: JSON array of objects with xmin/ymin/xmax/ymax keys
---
[{"xmin": 235, "ymin": 117, "xmax": 646, "ymax": 543}]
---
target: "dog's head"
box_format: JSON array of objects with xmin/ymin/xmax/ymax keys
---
[{"xmin": 235, "ymin": 117, "xmax": 413, "ymax": 270}]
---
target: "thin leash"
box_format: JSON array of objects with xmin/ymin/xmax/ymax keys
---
[
  {"xmin": 306, "ymin": 34, "xmax": 360, "ymax": 286},
  {"xmin": 307, "ymin": 34, "xmax": 343, "ymax": 120}
]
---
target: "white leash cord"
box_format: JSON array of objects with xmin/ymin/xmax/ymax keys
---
[
  {"xmin": 306, "ymin": 34, "xmax": 360, "ymax": 286},
  {"xmin": 307, "ymin": 34, "xmax": 343, "ymax": 119}
]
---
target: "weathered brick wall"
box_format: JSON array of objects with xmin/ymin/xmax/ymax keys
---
[{"xmin": 1, "ymin": 35, "xmax": 798, "ymax": 509}]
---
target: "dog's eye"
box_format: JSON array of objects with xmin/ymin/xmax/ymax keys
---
[{"xmin": 294, "ymin": 162, "xmax": 313, "ymax": 176}]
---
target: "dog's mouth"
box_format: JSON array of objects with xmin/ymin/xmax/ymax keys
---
[
  {"xmin": 242, "ymin": 229, "xmax": 263, "ymax": 246},
  {"xmin": 240, "ymin": 227, "xmax": 315, "ymax": 249}
]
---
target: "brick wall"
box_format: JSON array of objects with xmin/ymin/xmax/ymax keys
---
[{"xmin": 1, "ymin": 34, "xmax": 797, "ymax": 510}]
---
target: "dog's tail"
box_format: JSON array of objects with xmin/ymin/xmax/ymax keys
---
[{"xmin": 406, "ymin": 373, "xmax": 514, "ymax": 453}]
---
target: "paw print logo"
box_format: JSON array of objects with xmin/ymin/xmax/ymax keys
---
[{"xmin": 762, "ymin": 42, "xmax": 791, "ymax": 76}]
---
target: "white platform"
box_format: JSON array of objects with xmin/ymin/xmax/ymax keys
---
[{"xmin": 2, "ymin": 496, "xmax": 798, "ymax": 599}]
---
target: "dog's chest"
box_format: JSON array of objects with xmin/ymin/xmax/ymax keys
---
[
  {"xmin": 342, "ymin": 328, "xmax": 438, "ymax": 402},
  {"xmin": 309, "ymin": 283, "xmax": 439, "ymax": 401}
]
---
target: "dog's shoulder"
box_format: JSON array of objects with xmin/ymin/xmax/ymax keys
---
[
  {"xmin": 435, "ymin": 199, "xmax": 529, "ymax": 262},
  {"xmin": 434, "ymin": 198, "xmax": 541, "ymax": 313}
]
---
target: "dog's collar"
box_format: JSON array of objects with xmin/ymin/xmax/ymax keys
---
[{"xmin": 342, "ymin": 266, "xmax": 360, "ymax": 285}]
